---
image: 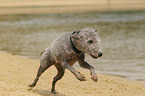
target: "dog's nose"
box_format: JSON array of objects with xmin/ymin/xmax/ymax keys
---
[{"xmin": 98, "ymin": 52, "xmax": 103, "ymax": 57}]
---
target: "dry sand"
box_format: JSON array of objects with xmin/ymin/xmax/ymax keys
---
[
  {"xmin": 0, "ymin": 51, "xmax": 145, "ymax": 96},
  {"xmin": 0, "ymin": 0, "xmax": 145, "ymax": 15}
]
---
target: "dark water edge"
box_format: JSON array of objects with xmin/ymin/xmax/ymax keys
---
[{"xmin": 0, "ymin": 11, "xmax": 145, "ymax": 83}]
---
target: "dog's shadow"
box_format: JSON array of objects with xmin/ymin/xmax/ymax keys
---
[{"xmin": 32, "ymin": 89, "xmax": 66, "ymax": 96}]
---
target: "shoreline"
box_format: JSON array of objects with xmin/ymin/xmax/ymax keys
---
[
  {"xmin": 0, "ymin": 0, "xmax": 145, "ymax": 15},
  {"xmin": 0, "ymin": 51, "xmax": 145, "ymax": 96}
]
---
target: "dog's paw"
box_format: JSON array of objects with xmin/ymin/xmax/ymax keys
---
[
  {"xmin": 77, "ymin": 74, "xmax": 86, "ymax": 81},
  {"xmin": 51, "ymin": 89, "xmax": 57, "ymax": 94},
  {"xmin": 91, "ymin": 75, "xmax": 98, "ymax": 82},
  {"xmin": 28, "ymin": 84, "xmax": 35, "ymax": 91},
  {"xmin": 51, "ymin": 91, "xmax": 56, "ymax": 94},
  {"xmin": 29, "ymin": 83, "xmax": 36, "ymax": 88}
]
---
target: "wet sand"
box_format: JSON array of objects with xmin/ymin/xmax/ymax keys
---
[
  {"xmin": 0, "ymin": 51, "xmax": 145, "ymax": 96},
  {"xmin": 0, "ymin": 0, "xmax": 145, "ymax": 15}
]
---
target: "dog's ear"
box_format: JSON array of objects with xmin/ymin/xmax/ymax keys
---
[
  {"xmin": 71, "ymin": 30, "xmax": 80, "ymax": 40},
  {"xmin": 72, "ymin": 30, "xmax": 80, "ymax": 34},
  {"xmin": 92, "ymin": 28, "xmax": 97, "ymax": 32},
  {"xmin": 95, "ymin": 29, "xmax": 97, "ymax": 32}
]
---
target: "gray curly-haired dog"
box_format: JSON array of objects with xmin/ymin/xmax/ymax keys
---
[{"xmin": 29, "ymin": 28, "xmax": 103, "ymax": 94}]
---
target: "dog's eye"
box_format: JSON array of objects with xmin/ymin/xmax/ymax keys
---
[{"xmin": 88, "ymin": 40, "xmax": 93, "ymax": 44}]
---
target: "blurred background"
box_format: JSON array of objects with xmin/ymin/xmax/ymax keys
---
[{"xmin": 0, "ymin": 0, "xmax": 145, "ymax": 83}]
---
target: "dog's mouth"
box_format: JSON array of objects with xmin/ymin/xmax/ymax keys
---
[
  {"xmin": 91, "ymin": 52, "xmax": 103, "ymax": 59},
  {"xmin": 91, "ymin": 55, "xmax": 98, "ymax": 59}
]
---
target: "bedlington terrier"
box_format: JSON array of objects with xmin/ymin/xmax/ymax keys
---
[{"xmin": 29, "ymin": 28, "xmax": 103, "ymax": 94}]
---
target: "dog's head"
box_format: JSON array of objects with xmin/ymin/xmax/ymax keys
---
[{"xmin": 71, "ymin": 28, "xmax": 103, "ymax": 58}]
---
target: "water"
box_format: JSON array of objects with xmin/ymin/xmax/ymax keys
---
[{"xmin": 0, "ymin": 11, "xmax": 145, "ymax": 83}]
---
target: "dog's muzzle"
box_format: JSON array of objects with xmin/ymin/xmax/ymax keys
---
[
  {"xmin": 98, "ymin": 52, "xmax": 103, "ymax": 57},
  {"xmin": 91, "ymin": 52, "xmax": 103, "ymax": 58}
]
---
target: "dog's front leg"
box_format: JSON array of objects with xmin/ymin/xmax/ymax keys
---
[
  {"xmin": 78, "ymin": 54, "xmax": 98, "ymax": 82},
  {"xmin": 62, "ymin": 62, "xmax": 86, "ymax": 81},
  {"xmin": 79, "ymin": 61, "xmax": 98, "ymax": 82}
]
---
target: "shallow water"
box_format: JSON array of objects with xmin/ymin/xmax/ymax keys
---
[{"xmin": 0, "ymin": 11, "xmax": 145, "ymax": 83}]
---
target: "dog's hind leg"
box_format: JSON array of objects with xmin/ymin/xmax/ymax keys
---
[
  {"xmin": 29, "ymin": 61, "xmax": 53, "ymax": 88},
  {"xmin": 29, "ymin": 51, "xmax": 54, "ymax": 88},
  {"xmin": 29, "ymin": 63, "xmax": 53, "ymax": 88},
  {"xmin": 51, "ymin": 63, "xmax": 65, "ymax": 94}
]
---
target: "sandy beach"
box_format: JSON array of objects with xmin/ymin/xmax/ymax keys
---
[
  {"xmin": 0, "ymin": 1, "xmax": 145, "ymax": 95},
  {"xmin": 0, "ymin": 51, "xmax": 145, "ymax": 96},
  {"xmin": 0, "ymin": 0, "xmax": 145, "ymax": 15}
]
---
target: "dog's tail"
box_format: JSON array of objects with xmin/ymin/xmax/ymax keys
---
[{"xmin": 40, "ymin": 48, "xmax": 47, "ymax": 56}]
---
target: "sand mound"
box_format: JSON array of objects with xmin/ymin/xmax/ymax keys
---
[{"xmin": 0, "ymin": 51, "xmax": 145, "ymax": 96}]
